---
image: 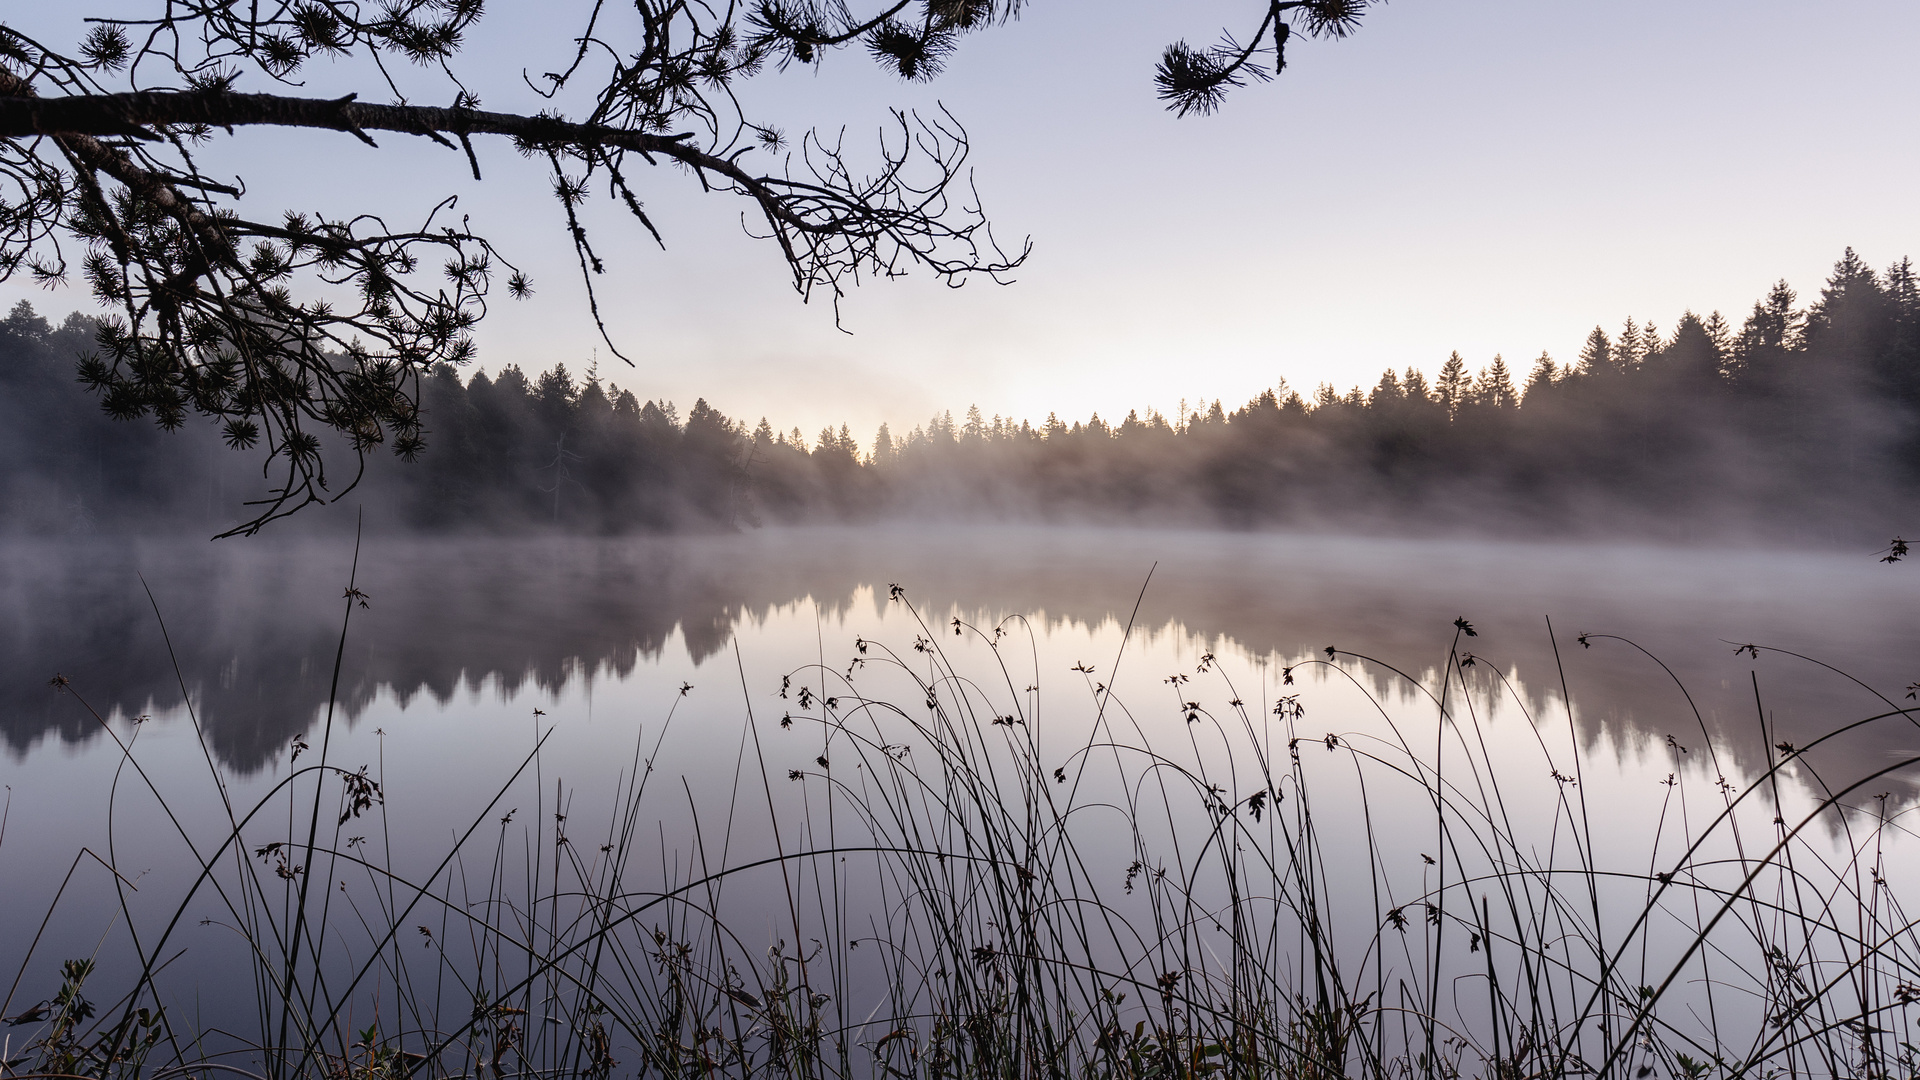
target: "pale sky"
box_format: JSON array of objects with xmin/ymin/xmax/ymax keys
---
[{"xmin": 8, "ymin": 0, "xmax": 1920, "ymax": 444}]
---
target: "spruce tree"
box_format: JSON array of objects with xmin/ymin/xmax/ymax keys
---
[
  {"xmin": 1402, "ymin": 368, "xmax": 1432, "ymax": 403},
  {"xmin": 1703, "ymin": 311, "xmax": 1735, "ymax": 379},
  {"xmin": 963, "ymin": 405, "xmax": 987, "ymax": 442},
  {"xmin": 1434, "ymin": 351, "xmax": 1470, "ymax": 418},
  {"xmin": 1369, "ymin": 369, "xmax": 1404, "ymax": 408},
  {"xmin": 1749, "ymin": 281, "xmax": 1803, "ymax": 350},
  {"xmin": 1662, "ymin": 312, "xmax": 1725, "ymax": 385},
  {"xmin": 1736, "ymin": 281, "xmax": 1802, "ymax": 389},
  {"xmin": 1524, "ymin": 353, "xmax": 1559, "ymax": 401},
  {"xmin": 1577, "ymin": 327, "xmax": 1613, "ymax": 376},
  {"xmin": 1475, "ymin": 356, "xmax": 1518, "ymax": 409},
  {"xmin": 1883, "ymin": 258, "xmax": 1920, "ymax": 408},
  {"xmin": 1615, "ymin": 318, "xmax": 1645, "ymax": 373},
  {"xmin": 1802, "ymin": 247, "xmax": 1890, "ymax": 377}
]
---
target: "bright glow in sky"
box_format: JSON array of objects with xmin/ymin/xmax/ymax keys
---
[{"xmin": 8, "ymin": 0, "xmax": 1920, "ymax": 445}]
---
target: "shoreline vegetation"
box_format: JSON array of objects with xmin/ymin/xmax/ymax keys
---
[
  {"xmin": 4, "ymin": 573, "xmax": 1920, "ymax": 1080},
  {"xmin": 1, "ymin": 248, "xmax": 1917, "ymax": 542}
]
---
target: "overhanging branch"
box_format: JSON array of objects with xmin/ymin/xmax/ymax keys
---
[
  {"xmin": 0, "ymin": 89, "xmax": 693, "ymax": 157},
  {"xmin": 0, "ymin": 88, "xmax": 894, "ymax": 239}
]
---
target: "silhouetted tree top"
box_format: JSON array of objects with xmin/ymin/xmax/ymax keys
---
[
  {"xmin": 4, "ymin": 247, "xmax": 1914, "ymax": 541},
  {"xmin": 0, "ymin": 0, "xmax": 1376, "ymax": 533}
]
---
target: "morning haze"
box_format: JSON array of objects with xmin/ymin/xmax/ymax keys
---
[
  {"xmin": 3, "ymin": 0, "xmax": 1917, "ymax": 438},
  {"xmin": 3, "ymin": 5, "xmax": 1920, "ymax": 1080}
]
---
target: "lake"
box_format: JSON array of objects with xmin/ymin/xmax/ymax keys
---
[{"xmin": 2, "ymin": 527, "xmax": 1917, "ymax": 1078}]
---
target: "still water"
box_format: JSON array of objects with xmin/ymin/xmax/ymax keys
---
[
  {"xmin": 2, "ymin": 526, "xmax": 1917, "ymax": 1065},
  {"xmin": 6, "ymin": 527, "xmax": 1914, "ymax": 774}
]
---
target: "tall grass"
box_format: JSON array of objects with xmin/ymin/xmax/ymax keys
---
[{"xmin": 4, "ymin": 570, "xmax": 1920, "ymax": 1080}]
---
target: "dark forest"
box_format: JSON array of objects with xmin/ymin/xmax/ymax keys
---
[{"xmin": 4, "ymin": 248, "xmax": 1916, "ymax": 542}]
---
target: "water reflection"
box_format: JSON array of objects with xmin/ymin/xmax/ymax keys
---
[
  {"xmin": 3, "ymin": 527, "xmax": 1916, "ymax": 787},
  {"xmin": 4, "ymin": 527, "xmax": 1920, "ymax": 1074}
]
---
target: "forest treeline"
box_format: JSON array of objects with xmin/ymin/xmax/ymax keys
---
[{"xmin": 2, "ymin": 248, "xmax": 1916, "ymax": 541}]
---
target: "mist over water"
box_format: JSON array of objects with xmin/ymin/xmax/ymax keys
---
[
  {"xmin": 5, "ymin": 526, "xmax": 1915, "ymax": 777},
  {"xmin": 4, "ymin": 246, "xmax": 1919, "ymax": 545},
  {"xmin": 5, "ymin": 526, "xmax": 1919, "ymax": 1064},
  {"xmin": 5, "ymin": 256, "xmax": 1920, "ymax": 1067},
  {"xmin": 0, "ymin": 10, "xmax": 1914, "ymax": 1069}
]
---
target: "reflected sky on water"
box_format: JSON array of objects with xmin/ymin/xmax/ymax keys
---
[
  {"xmin": 3, "ymin": 526, "xmax": 1920, "ymax": 1053},
  {"xmin": 3, "ymin": 527, "xmax": 1915, "ymax": 778}
]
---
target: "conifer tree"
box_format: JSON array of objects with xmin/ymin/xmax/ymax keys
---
[
  {"xmin": 1369, "ymin": 369, "xmax": 1404, "ymax": 408},
  {"xmin": 1802, "ymin": 247, "xmax": 1890, "ymax": 372},
  {"xmin": 1887, "ymin": 258, "xmax": 1920, "ymax": 328},
  {"xmin": 1524, "ymin": 353, "xmax": 1559, "ymax": 401},
  {"xmin": 1434, "ymin": 351, "xmax": 1470, "ymax": 418},
  {"xmin": 1475, "ymin": 355, "xmax": 1518, "ymax": 409},
  {"xmin": 1662, "ymin": 312, "xmax": 1725, "ymax": 384},
  {"xmin": 0, "ymin": 0, "xmax": 1381, "ymax": 531},
  {"xmin": 1577, "ymin": 327, "xmax": 1613, "ymax": 376},
  {"xmin": 12, "ymin": 246, "xmax": 1920, "ymax": 535},
  {"xmin": 1615, "ymin": 318, "xmax": 1646, "ymax": 373},
  {"xmin": 1883, "ymin": 258, "xmax": 1920, "ymax": 407},
  {"xmin": 1749, "ymin": 282, "xmax": 1803, "ymax": 350},
  {"xmin": 1736, "ymin": 281, "xmax": 1802, "ymax": 388},
  {"xmin": 1401, "ymin": 368, "xmax": 1432, "ymax": 403},
  {"xmin": 1704, "ymin": 312, "xmax": 1734, "ymax": 372}
]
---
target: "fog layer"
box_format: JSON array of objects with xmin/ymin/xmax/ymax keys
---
[
  {"xmin": 6, "ymin": 529, "xmax": 1915, "ymax": 788},
  {"xmin": 1, "ymin": 249, "xmax": 1915, "ymax": 541}
]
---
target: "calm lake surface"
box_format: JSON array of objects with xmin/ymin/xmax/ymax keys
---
[{"xmin": 3, "ymin": 526, "xmax": 1918, "ymax": 1046}]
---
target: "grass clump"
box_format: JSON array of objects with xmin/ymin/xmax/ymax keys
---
[{"xmin": 6, "ymin": 574, "xmax": 1920, "ymax": 1080}]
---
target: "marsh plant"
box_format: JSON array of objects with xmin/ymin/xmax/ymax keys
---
[{"xmin": 5, "ymin": 574, "xmax": 1920, "ymax": 1080}]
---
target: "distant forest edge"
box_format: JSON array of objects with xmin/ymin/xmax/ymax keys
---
[{"xmin": 3, "ymin": 248, "xmax": 1917, "ymax": 542}]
